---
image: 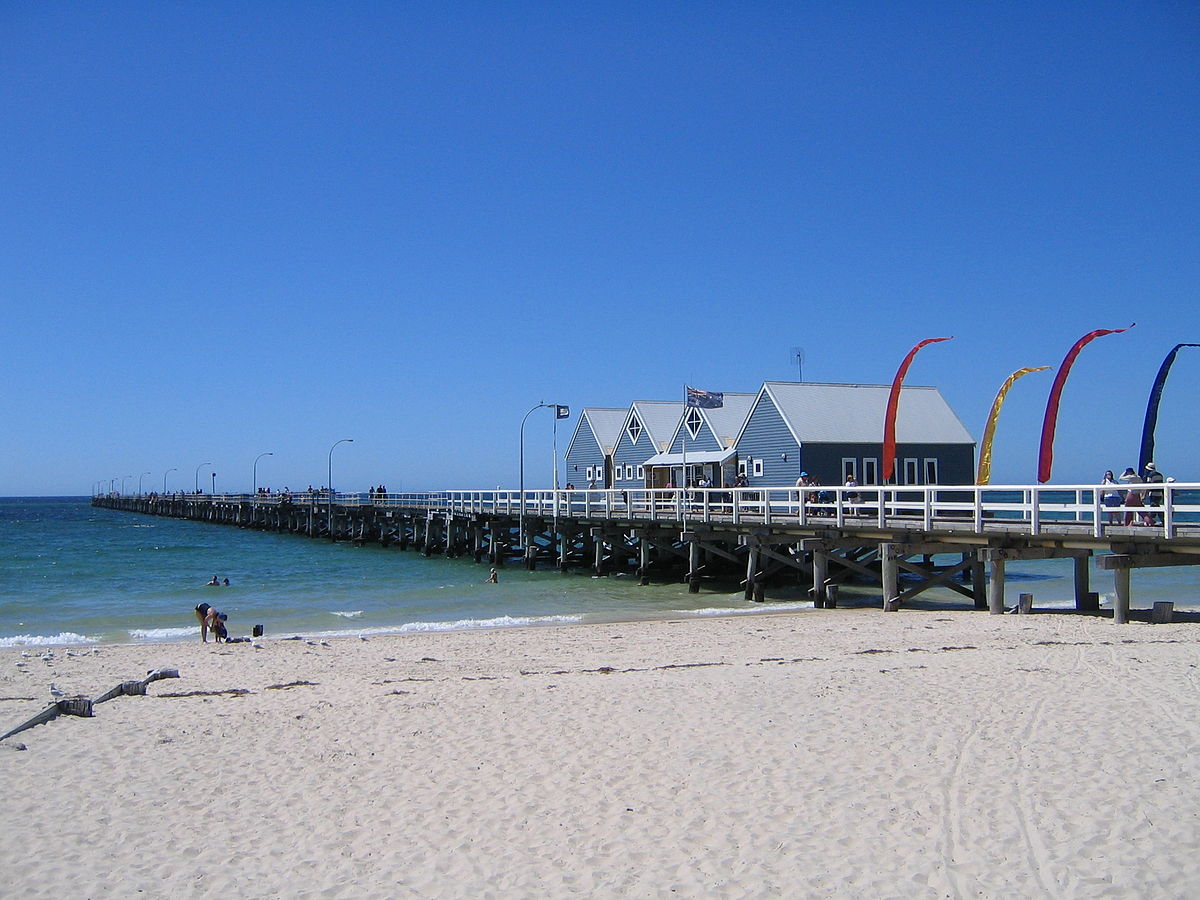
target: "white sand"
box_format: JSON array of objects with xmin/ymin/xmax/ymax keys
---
[{"xmin": 2, "ymin": 610, "xmax": 1199, "ymax": 898}]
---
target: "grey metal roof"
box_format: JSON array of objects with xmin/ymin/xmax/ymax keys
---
[
  {"xmin": 700, "ymin": 392, "xmax": 756, "ymax": 448},
  {"xmin": 581, "ymin": 408, "xmax": 628, "ymax": 454},
  {"xmin": 629, "ymin": 401, "xmax": 686, "ymax": 452},
  {"xmin": 757, "ymin": 382, "xmax": 976, "ymax": 445},
  {"xmin": 643, "ymin": 448, "xmax": 737, "ymax": 466}
]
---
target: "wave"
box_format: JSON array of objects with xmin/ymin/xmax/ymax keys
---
[
  {"xmin": 296, "ymin": 613, "xmax": 585, "ymax": 640},
  {"xmin": 680, "ymin": 601, "xmax": 812, "ymax": 616},
  {"xmin": 128, "ymin": 626, "xmax": 198, "ymax": 640},
  {"xmin": 0, "ymin": 632, "xmax": 98, "ymax": 648},
  {"xmin": 330, "ymin": 610, "xmax": 363, "ymax": 618}
]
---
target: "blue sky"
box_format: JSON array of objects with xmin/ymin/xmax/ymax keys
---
[{"xmin": 2, "ymin": 2, "xmax": 1197, "ymax": 496}]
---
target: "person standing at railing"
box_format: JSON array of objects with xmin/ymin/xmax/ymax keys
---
[
  {"xmin": 1142, "ymin": 463, "xmax": 1166, "ymax": 525},
  {"xmin": 1100, "ymin": 470, "xmax": 1123, "ymax": 525},
  {"xmin": 1119, "ymin": 467, "xmax": 1145, "ymax": 525}
]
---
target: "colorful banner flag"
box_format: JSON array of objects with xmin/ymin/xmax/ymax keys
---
[
  {"xmin": 976, "ymin": 366, "xmax": 1050, "ymax": 484},
  {"xmin": 882, "ymin": 337, "xmax": 953, "ymax": 482},
  {"xmin": 1138, "ymin": 343, "xmax": 1199, "ymax": 473},
  {"xmin": 1037, "ymin": 324, "xmax": 1134, "ymax": 483},
  {"xmin": 686, "ymin": 386, "xmax": 724, "ymax": 409}
]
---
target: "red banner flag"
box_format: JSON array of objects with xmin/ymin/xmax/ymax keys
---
[
  {"xmin": 882, "ymin": 337, "xmax": 953, "ymax": 482},
  {"xmin": 1037, "ymin": 325, "xmax": 1134, "ymax": 483}
]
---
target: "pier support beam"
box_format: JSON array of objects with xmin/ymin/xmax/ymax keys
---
[
  {"xmin": 1074, "ymin": 556, "xmax": 1097, "ymax": 610},
  {"xmin": 881, "ymin": 543, "xmax": 900, "ymax": 611},
  {"xmin": 988, "ymin": 558, "xmax": 1006, "ymax": 615},
  {"xmin": 811, "ymin": 550, "xmax": 828, "ymax": 608}
]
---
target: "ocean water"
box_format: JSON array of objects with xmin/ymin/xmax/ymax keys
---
[{"xmin": 1, "ymin": 497, "xmax": 1196, "ymax": 647}]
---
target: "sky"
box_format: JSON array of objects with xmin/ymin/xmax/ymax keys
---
[{"xmin": 2, "ymin": 1, "xmax": 1197, "ymax": 496}]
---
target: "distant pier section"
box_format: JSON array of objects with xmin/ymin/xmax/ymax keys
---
[{"xmin": 93, "ymin": 484, "xmax": 1200, "ymax": 624}]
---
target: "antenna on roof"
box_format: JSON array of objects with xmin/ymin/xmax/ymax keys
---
[{"xmin": 789, "ymin": 347, "xmax": 805, "ymax": 382}]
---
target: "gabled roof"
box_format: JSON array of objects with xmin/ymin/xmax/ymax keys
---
[
  {"xmin": 623, "ymin": 401, "xmax": 685, "ymax": 453},
  {"xmin": 740, "ymin": 382, "xmax": 975, "ymax": 445},
  {"xmin": 575, "ymin": 408, "xmax": 627, "ymax": 455},
  {"xmin": 670, "ymin": 392, "xmax": 756, "ymax": 449}
]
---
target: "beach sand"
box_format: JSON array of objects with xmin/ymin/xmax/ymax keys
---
[{"xmin": 2, "ymin": 609, "xmax": 1199, "ymax": 898}]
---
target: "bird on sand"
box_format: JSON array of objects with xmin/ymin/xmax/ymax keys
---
[{"xmin": 48, "ymin": 683, "xmax": 65, "ymax": 699}]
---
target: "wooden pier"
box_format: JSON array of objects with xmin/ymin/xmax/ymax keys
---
[{"xmin": 92, "ymin": 483, "xmax": 1200, "ymax": 623}]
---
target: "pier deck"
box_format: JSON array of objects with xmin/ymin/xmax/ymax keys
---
[{"xmin": 93, "ymin": 483, "xmax": 1200, "ymax": 623}]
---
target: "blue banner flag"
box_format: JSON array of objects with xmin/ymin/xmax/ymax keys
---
[
  {"xmin": 686, "ymin": 386, "xmax": 723, "ymax": 409},
  {"xmin": 555, "ymin": 405, "xmax": 570, "ymax": 419}
]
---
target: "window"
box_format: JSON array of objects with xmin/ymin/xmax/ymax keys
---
[
  {"xmin": 585, "ymin": 466, "xmax": 594, "ymax": 482},
  {"xmin": 752, "ymin": 458, "xmax": 764, "ymax": 478},
  {"xmin": 685, "ymin": 407, "xmax": 703, "ymax": 439},
  {"xmin": 862, "ymin": 458, "xmax": 879, "ymax": 485},
  {"xmin": 624, "ymin": 465, "xmax": 634, "ymax": 480},
  {"xmin": 842, "ymin": 458, "xmax": 858, "ymax": 481},
  {"xmin": 636, "ymin": 466, "xmax": 645, "ymax": 481},
  {"xmin": 738, "ymin": 460, "xmax": 747, "ymax": 476},
  {"xmin": 923, "ymin": 458, "xmax": 939, "ymax": 485},
  {"xmin": 627, "ymin": 415, "xmax": 642, "ymax": 444},
  {"xmin": 903, "ymin": 458, "xmax": 919, "ymax": 485}
]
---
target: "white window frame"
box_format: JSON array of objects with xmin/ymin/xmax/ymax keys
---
[
  {"xmin": 903, "ymin": 458, "xmax": 919, "ymax": 485},
  {"xmin": 738, "ymin": 459, "xmax": 748, "ymax": 476},
  {"xmin": 585, "ymin": 466, "xmax": 594, "ymax": 482},
  {"xmin": 636, "ymin": 465, "xmax": 645, "ymax": 481},
  {"xmin": 752, "ymin": 458, "xmax": 764, "ymax": 478},
  {"xmin": 684, "ymin": 408, "xmax": 703, "ymax": 439},
  {"xmin": 841, "ymin": 457, "xmax": 858, "ymax": 481},
  {"xmin": 627, "ymin": 415, "xmax": 642, "ymax": 445},
  {"xmin": 862, "ymin": 458, "xmax": 879, "ymax": 485},
  {"xmin": 923, "ymin": 458, "xmax": 939, "ymax": 486},
  {"xmin": 624, "ymin": 464, "xmax": 634, "ymax": 481}
]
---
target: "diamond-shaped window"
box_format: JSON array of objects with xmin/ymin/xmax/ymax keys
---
[{"xmin": 627, "ymin": 415, "xmax": 642, "ymax": 444}]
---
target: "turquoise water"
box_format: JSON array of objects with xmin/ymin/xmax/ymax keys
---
[{"xmin": 1, "ymin": 498, "xmax": 1196, "ymax": 646}]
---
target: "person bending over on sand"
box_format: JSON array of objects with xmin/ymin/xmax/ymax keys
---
[{"xmin": 195, "ymin": 602, "xmax": 228, "ymax": 643}]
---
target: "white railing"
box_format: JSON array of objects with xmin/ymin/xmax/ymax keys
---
[{"xmin": 133, "ymin": 483, "xmax": 1200, "ymax": 541}]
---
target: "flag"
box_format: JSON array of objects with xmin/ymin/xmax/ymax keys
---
[
  {"xmin": 555, "ymin": 405, "xmax": 570, "ymax": 419},
  {"xmin": 686, "ymin": 386, "xmax": 723, "ymax": 409}
]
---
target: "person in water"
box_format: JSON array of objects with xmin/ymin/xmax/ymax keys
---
[
  {"xmin": 195, "ymin": 602, "xmax": 228, "ymax": 642},
  {"xmin": 207, "ymin": 575, "xmax": 220, "ymax": 586}
]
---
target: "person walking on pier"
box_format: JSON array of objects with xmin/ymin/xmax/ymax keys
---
[
  {"xmin": 1142, "ymin": 462, "xmax": 1166, "ymax": 525},
  {"xmin": 1119, "ymin": 467, "xmax": 1145, "ymax": 526},
  {"xmin": 1101, "ymin": 470, "xmax": 1123, "ymax": 525}
]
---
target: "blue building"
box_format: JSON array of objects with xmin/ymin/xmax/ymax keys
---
[
  {"xmin": 641, "ymin": 392, "xmax": 756, "ymax": 487},
  {"xmin": 563, "ymin": 408, "xmax": 627, "ymax": 488},
  {"xmin": 609, "ymin": 401, "xmax": 684, "ymax": 488},
  {"xmin": 732, "ymin": 382, "xmax": 976, "ymax": 487}
]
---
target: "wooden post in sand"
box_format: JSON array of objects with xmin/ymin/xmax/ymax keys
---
[
  {"xmin": 1074, "ymin": 556, "xmax": 1094, "ymax": 610},
  {"xmin": 988, "ymin": 557, "xmax": 1006, "ymax": 615},
  {"xmin": 1113, "ymin": 567, "xmax": 1131, "ymax": 624}
]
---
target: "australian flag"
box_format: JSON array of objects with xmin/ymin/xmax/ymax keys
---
[{"xmin": 686, "ymin": 386, "xmax": 724, "ymax": 409}]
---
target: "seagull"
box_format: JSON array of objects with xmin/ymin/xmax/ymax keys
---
[{"xmin": 49, "ymin": 683, "xmax": 65, "ymax": 698}]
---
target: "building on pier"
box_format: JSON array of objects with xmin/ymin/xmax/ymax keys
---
[
  {"xmin": 733, "ymin": 381, "xmax": 976, "ymax": 488},
  {"xmin": 563, "ymin": 408, "xmax": 627, "ymax": 488},
  {"xmin": 610, "ymin": 401, "xmax": 684, "ymax": 489},
  {"xmin": 643, "ymin": 392, "xmax": 756, "ymax": 488}
]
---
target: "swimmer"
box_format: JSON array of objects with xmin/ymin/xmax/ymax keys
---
[
  {"xmin": 486, "ymin": 568, "xmax": 498, "ymax": 583},
  {"xmin": 207, "ymin": 575, "xmax": 220, "ymax": 586},
  {"xmin": 195, "ymin": 602, "xmax": 229, "ymax": 643}
]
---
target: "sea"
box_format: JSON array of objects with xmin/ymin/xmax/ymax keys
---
[{"xmin": 1, "ymin": 497, "xmax": 1196, "ymax": 647}]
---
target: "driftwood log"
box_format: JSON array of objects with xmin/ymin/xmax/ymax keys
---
[{"xmin": 0, "ymin": 667, "xmax": 179, "ymax": 743}]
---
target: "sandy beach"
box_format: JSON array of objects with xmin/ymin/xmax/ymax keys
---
[{"xmin": 2, "ymin": 609, "xmax": 1199, "ymax": 898}]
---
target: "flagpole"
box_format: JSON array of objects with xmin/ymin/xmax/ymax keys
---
[{"xmin": 682, "ymin": 384, "xmax": 688, "ymax": 533}]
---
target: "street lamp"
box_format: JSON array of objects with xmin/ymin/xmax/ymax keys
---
[
  {"xmin": 211, "ymin": 471, "xmax": 217, "ymax": 496},
  {"xmin": 195, "ymin": 462, "xmax": 211, "ymax": 494},
  {"xmin": 110, "ymin": 478, "xmax": 116, "ymax": 495},
  {"xmin": 327, "ymin": 439, "xmax": 353, "ymax": 540},
  {"xmin": 163, "ymin": 468, "xmax": 176, "ymax": 494},
  {"xmin": 121, "ymin": 474, "xmax": 132, "ymax": 495},
  {"xmin": 253, "ymin": 452, "xmax": 274, "ymax": 496},
  {"xmin": 138, "ymin": 471, "xmax": 151, "ymax": 496},
  {"xmin": 518, "ymin": 402, "xmax": 566, "ymax": 555}
]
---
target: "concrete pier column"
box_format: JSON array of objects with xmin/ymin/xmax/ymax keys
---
[
  {"xmin": 1113, "ymin": 567, "xmax": 1131, "ymax": 625},
  {"xmin": 971, "ymin": 556, "xmax": 987, "ymax": 609},
  {"xmin": 745, "ymin": 546, "xmax": 760, "ymax": 601},
  {"xmin": 811, "ymin": 550, "xmax": 828, "ymax": 608},
  {"xmin": 881, "ymin": 543, "xmax": 900, "ymax": 611}
]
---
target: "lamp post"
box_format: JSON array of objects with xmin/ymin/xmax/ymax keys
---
[
  {"xmin": 211, "ymin": 471, "xmax": 217, "ymax": 496},
  {"xmin": 121, "ymin": 475, "xmax": 132, "ymax": 495},
  {"xmin": 138, "ymin": 471, "xmax": 151, "ymax": 497},
  {"xmin": 327, "ymin": 439, "xmax": 353, "ymax": 541},
  {"xmin": 253, "ymin": 452, "xmax": 273, "ymax": 496},
  {"xmin": 518, "ymin": 402, "xmax": 565, "ymax": 559},
  {"xmin": 163, "ymin": 468, "xmax": 176, "ymax": 494},
  {"xmin": 110, "ymin": 478, "xmax": 116, "ymax": 495},
  {"xmin": 195, "ymin": 462, "xmax": 211, "ymax": 494}
]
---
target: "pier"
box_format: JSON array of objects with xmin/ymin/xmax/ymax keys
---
[{"xmin": 93, "ymin": 483, "xmax": 1200, "ymax": 623}]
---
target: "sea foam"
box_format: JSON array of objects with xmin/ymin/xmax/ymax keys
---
[
  {"xmin": 0, "ymin": 632, "xmax": 98, "ymax": 648},
  {"xmin": 127, "ymin": 626, "xmax": 199, "ymax": 641}
]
